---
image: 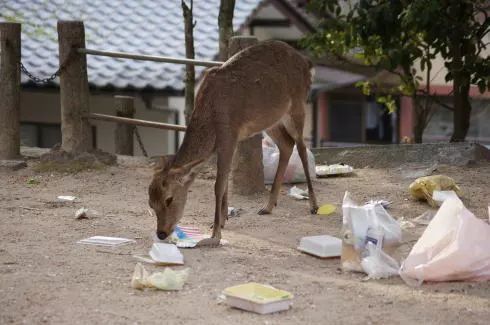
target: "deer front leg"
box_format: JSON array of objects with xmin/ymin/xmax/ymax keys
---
[
  {"xmin": 197, "ymin": 142, "xmax": 235, "ymax": 248},
  {"xmin": 220, "ymin": 182, "xmax": 228, "ymax": 227}
]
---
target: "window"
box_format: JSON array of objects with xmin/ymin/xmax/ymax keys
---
[{"xmin": 20, "ymin": 123, "xmax": 61, "ymax": 148}]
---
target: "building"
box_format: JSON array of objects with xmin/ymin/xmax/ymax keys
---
[{"xmin": 3, "ymin": 0, "xmax": 488, "ymax": 155}]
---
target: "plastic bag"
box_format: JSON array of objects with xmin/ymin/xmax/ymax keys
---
[
  {"xmin": 131, "ymin": 263, "xmax": 190, "ymax": 291},
  {"xmin": 361, "ymin": 242, "xmax": 400, "ymax": 279},
  {"xmin": 409, "ymin": 175, "xmax": 462, "ymax": 207},
  {"xmin": 341, "ymin": 192, "xmax": 402, "ymax": 272},
  {"xmin": 400, "ymin": 198, "xmax": 490, "ymax": 286},
  {"xmin": 262, "ymin": 135, "xmax": 315, "ymax": 185}
]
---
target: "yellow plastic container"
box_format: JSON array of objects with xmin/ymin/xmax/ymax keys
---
[{"xmin": 223, "ymin": 283, "xmax": 293, "ymax": 314}]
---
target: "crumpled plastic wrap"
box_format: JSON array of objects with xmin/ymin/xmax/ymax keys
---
[
  {"xmin": 361, "ymin": 242, "xmax": 400, "ymax": 279},
  {"xmin": 131, "ymin": 263, "xmax": 190, "ymax": 291},
  {"xmin": 409, "ymin": 175, "xmax": 462, "ymax": 207}
]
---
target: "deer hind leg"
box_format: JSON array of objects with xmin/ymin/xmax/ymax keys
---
[
  {"xmin": 258, "ymin": 125, "xmax": 295, "ymax": 215},
  {"xmin": 287, "ymin": 105, "xmax": 319, "ymax": 214}
]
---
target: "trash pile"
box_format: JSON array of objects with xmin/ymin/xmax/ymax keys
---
[
  {"xmin": 70, "ymin": 169, "xmax": 489, "ymax": 316},
  {"xmin": 293, "ymin": 174, "xmax": 490, "ymax": 287}
]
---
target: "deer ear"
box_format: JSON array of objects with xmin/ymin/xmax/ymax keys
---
[
  {"xmin": 169, "ymin": 159, "xmax": 204, "ymax": 178},
  {"xmin": 153, "ymin": 154, "xmax": 176, "ymax": 171}
]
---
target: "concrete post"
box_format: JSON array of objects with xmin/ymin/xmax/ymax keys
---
[
  {"xmin": 229, "ymin": 36, "xmax": 265, "ymax": 195},
  {"xmin": 0, "ymin": 23, "xmax": 21, "ymax": 160},
  {"xmin": 57, "ymin": 21, "xmax": 92, "ymax": 153},
  {"xmin": 114, "ymin": 95, "xmax": 135, "ymax": 155}
]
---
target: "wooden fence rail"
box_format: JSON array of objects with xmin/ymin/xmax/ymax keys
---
[
  {"xmin": 79, "ymin": 48, "xmax": 224, "ymax": 67},
  {"xmin": 88, "ymin": 113, "xmax": 187, "ymax": 132}
]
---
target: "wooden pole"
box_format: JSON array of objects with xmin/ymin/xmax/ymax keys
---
[
  {"xmin": 229, "ymin": 36, "xmax": 265, "ymax": 195},
  {"xmin": 114, "ymin": 96, "xmax": 135, "ymax": 155},
  {"xmin": 57, "ymin": 21, "xmax": 92, "ymax": 153},
  {"xmin": 0, "ymin": 23, "xmax": 21, "ymax": 160},
  {"xmin": 88, "ymin": 113, "xmax": 187, "ymax": 131}
]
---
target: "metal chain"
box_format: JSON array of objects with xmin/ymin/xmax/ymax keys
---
[
  {"xmin": 134, "ymin": 127, "xmax": 149, "ymax": 157},
  {"xmin": 20, "ymin": 47, "xmax": 75, "ymax": 84}
]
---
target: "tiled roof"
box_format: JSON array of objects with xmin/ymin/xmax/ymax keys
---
[{"xmin": 1, "ymin": 0, "xmax": 264, "ymax": 91}]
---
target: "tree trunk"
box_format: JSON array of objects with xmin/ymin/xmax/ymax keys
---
[
  {"xmin": 114, "ymin": 96, "xmax": 135, "ymax": 156},
  {"xmin": 449, "ymin": 4, "xmax": 471, "ymax": 142},
  {"xmin": 218, "ymin": 0, "xmax": 236, "ymax": 61},
  {"xmin": 229, "ymin": 36, "xmax": 265, "ymax": 195},
  {"xmin": 182, "ymin": 0, "xmax": 195, "ymax": 125},
  {"xmin": 0, "ymin": 23, "xmax": 21, "ymax": 160},
  {"xmin": 450, "ymin": 75, "xmax": 471, "ymax": 142}
]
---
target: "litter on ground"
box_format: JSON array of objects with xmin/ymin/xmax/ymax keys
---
[
  {"xmin": 77, "ymin": 236, "xmax": 135, "ymax": 247},
  {"xmin": 317, "ymin": 203, "xmax": 336, "ymax": 215},
  {"xmin": 315, "ymin": 163, "xmax": 354, "ymax": 177},
  {"xmin": 413, "ymin": 210, "xmax": 437, "ymax": 225},
  {"xmin": 165, "ymin": 226, "xmax": 227, "ymax": 248},
  {"xmin": 57, "ymin": 195, "xmax": 77, "ymax": 202},
  {"xmin": 222, "ymin": 283, "xmax": 293, "ymax": 314},
  {"xmin": 141, "ymin": 243, "xmax": 184, "ymax": 265},
  {"xmin": 287, "ymin": 186, "xmax": 308, "ymax": 200},
  {"xmin": 75, "ymin": 207, "xmax": 89, "ymax": 219},
  {"xmin": 400, "ymin": 198, "xmax": 490, "ymax": 286},
  {"xmin": 432, "ymin": 190, "xmax": 460, "ymax": 206},
  {"xmin": 341, "ymin": 192, "xmax": 402, "ymax": 273},
  {"xmin": 297, "ymin": 235, "xmax": 341, "ymax": 258},
  {"xmin": 409, "ymin": 175, "xmax": 462, "ymax": 207},
  {"xmin": 227, "ymin": 207, "xmax": 241, "ymax": 218},
  {"xmin": 263, "ymin": 134, "xmax": 315, "ymax": 184},
  {"xmin": 131, "ymin": 263, "xmax": 189, "ymax": 291},
  {"xmin": 364, "ymin": 200, "xmax": 392, "ymax": 209}
]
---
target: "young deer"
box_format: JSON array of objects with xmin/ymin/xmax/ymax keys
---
[{"xmin": 148, "ymin": 40, "xmax": 318, "ymax": 246}]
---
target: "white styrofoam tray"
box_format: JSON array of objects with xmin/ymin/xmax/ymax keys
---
[{"xmin": 297, "ymin": 235, "xmax": 342, "ymax": 258}]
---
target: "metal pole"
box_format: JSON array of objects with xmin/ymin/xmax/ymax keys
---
[{"xmin": 79, "ymin": 48, "xmax": 223, "ymax": 67}]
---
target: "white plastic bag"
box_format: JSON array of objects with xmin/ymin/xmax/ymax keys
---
[
  {"xmin": 400, "ymin": 198, "xmax": 490, "ymax": 286},
  {"xmin": 361, "ymin": 242, "xmax": 400, "ymax": 279},
  {"xmin": 262, "ymin": 135, "xmax": 315, "ymax": 185},
  {"xmin": 341, "ymin": 192, "xmax": 402, "ymax": 272}
]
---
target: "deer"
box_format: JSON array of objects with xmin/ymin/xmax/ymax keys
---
[{"xmin": 148, "ymin": 40, "xmax": 318, "ymax": 247}]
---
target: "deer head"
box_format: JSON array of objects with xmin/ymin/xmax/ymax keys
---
[{"xmin": 148, "ymin": 155, "xmax": 203, "ymax": 240}]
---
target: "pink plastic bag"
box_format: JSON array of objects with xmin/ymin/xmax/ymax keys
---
[{"xmin": 400, "ymin": 198, "xmax": 490, "ymax": 286}]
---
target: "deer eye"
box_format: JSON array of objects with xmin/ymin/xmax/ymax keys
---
[{"xmin": 165, "ymin": 197, "xmax": 173, "ymax": 206}]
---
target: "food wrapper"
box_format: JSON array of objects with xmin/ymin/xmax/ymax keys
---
[
  {"xmin": 131, "ymin": 263, "xmax": 189, "ymax": 291},
  {"xmin": 409, "ymin": 175, "xmax": 462, "ymax": 207}
]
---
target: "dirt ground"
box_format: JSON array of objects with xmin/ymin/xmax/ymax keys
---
[{"xmin": 1, "ymin": 159, "xmax": 489, "ymax": 325}]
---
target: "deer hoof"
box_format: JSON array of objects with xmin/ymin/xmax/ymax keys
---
[
  {"xmin": 196, "ymin": 237, "xmax": 221, "ymax": 248},
  {"xmin": 257, "ymin": 208, "xmax": 271, "ymax": 215},
  {"xmin": 310, "ymin": 207, "xmax": 319, "ymax": 215}
]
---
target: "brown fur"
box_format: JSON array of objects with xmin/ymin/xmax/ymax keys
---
[{"xmin": 149, "ymin": 40, "xmax": 318, "ymax": 244}]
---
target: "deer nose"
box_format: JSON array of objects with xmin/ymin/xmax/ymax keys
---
[{"xmin": 156, "ymin": 231, "xmax": 168, "ymax": 240}]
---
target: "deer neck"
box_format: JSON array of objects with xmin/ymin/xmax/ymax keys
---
[{"xmin": 172, "ymin": 112, "xmax": 216, "ymax": 170}]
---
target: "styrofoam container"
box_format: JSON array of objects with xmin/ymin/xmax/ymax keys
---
[
  {"xmin": 433, "ymin": 190, "xmax": 459, "ymax": 206},
  {"xmin": 149, "ymin": 243, "xmax": 184, "ymax": 265},
  {"xmin": 223, "ymin": 283, "xmax": 293, "ymax": 314},
  {"xmin": 77, "ymin": 236, "xmax": 135, "ymax": 247},
  {"xmin": 316, "ymin": 164, "xmax": 354, "ymax": 177},
  {"xmin": 297, "ymin": 235, "xmax": 342, "ymax": 258}
]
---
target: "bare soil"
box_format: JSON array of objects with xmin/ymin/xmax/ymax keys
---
[{"xmin": 1, "ymin": 160, "xmax": 489, "ymax": 325}]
